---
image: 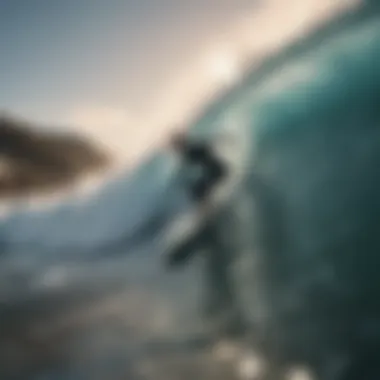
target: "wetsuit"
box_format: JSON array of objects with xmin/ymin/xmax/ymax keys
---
[{"xmin": 179, "ymin": 141, "xmax": 227, "ymax": 202}]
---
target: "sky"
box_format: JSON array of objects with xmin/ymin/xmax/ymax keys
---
[
  {"xmin": 0, "ymin": 0, "xmax": 360, "ymax": 167},
  {"xmin": 0, "ymin": 0, "xmax": 258, "ymax": 158}
]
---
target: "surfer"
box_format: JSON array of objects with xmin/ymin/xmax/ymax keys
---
[
  {"xmin": 164, "ymin": 130, "xmax": 228, "ymax": 267},
  {"xmin": 165, "ymin": 130, "xmax": 246, "ymax": 339},
  {"xmin": 169, "ymin": 131, "xmax": 228, "ymax": 203}
]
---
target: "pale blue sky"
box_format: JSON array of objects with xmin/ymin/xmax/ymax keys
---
[{"xmin": 0, "ymin": 0, "xmax": 255, "ymax": 125}]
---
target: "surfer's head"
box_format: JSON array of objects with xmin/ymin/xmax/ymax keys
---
[{"xmin": 169, "ymin": 131, "xmax": 188, "ymax": 153}]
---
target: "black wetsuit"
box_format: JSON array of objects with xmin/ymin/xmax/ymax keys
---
[{"xmin": 180, "ymin": 142, "xmax": 227, "ymax": 202}]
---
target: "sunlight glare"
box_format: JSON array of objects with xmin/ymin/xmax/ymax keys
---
[{"xmin": 206, "ymin": 50, "xmax": 242, "ymax": 87}]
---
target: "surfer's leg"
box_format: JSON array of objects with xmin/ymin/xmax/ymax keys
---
[
  {"xmin": 203, "ymin": 248, "xmax": 232, "ymax": 319},
  {"xmin": 164, "ymin": 225, "xmax": 209, "ymax": 268},
  {"xmin": 201, "ymin": 225, "xmax": 246, "ymax": 339}
]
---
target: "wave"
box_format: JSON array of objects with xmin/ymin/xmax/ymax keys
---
[{"xmin": 1, "ymin": 3, "xmax": 380, "ymax": 379}]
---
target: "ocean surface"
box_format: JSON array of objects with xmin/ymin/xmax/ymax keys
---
[{"xmin": 1, "ymin": 3, "xmax": 380, "ymax": 379}]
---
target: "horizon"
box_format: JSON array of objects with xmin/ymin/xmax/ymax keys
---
[{"xmin": 0, "ymin": 0, "xmax": 358, "ymax": 170}]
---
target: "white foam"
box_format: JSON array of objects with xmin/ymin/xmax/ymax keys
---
[
  {"xmin": 236, "ymin": 350, "xmax": 267, "ymax": 380},
  {"xmin": 212, "ymin": 340, "xmax": 242, "ymax": 361},
  {"xmin": 285, "ymin": 366, "xmax": 315, "ymax": 380}
]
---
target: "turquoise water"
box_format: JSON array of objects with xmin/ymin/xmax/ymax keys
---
[{"xmin": 1, "ymin": 4, "xmax": 380, "ymax": 379}]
